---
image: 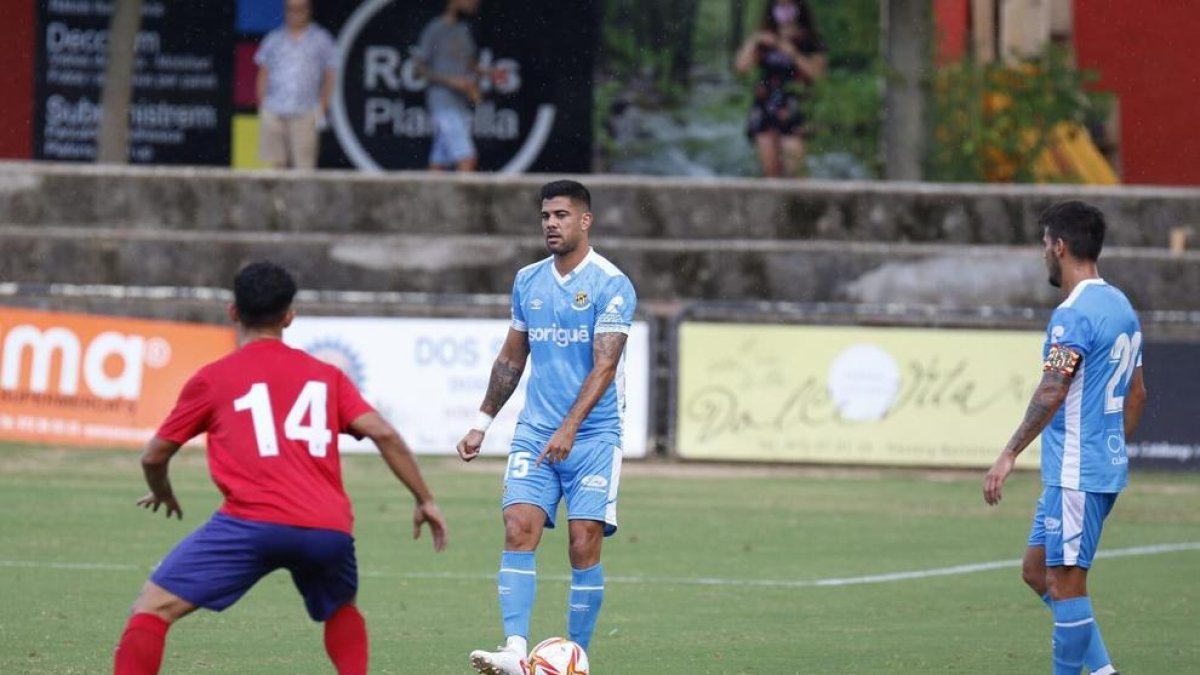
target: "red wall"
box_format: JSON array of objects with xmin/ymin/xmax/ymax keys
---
[
  {"xmin": 0, "ymin": 0, "xmax": 35, "ymax": 159},
  {"xmin": 933, "ymin": 0, "xmax": 969, "ymax": 66},
  {"xmin": 1075, "ymin": 1, "xmax": 1200, "ymax": 185}
]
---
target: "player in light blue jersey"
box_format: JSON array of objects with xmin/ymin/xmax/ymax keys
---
[
  {"xmin": 984, "ymin": 201, "xmax": 1147, "ymax": 675},
  {"xmin": 457, "ymin": 180, "xmax": 636, "ymax": 675}
]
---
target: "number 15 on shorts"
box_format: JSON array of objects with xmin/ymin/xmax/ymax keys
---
[{"xmin": 507, "ymin": 452, "xmax": 533, "ymax": 480}]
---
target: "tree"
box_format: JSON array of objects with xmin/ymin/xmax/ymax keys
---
[
  {"xmin": 881, "ymin": 0, "xmax": 931, "ymax": 181},
  {"xmin": 97, "ymin": 0, "xmax": 143, "ymax": 164},
  {"xmin": 601, "ymin": 0, "xmax": 700, "ymax": 92}
]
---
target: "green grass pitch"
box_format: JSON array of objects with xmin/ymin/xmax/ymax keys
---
[{"xmin": 1, "ymin": 443, "xmax": 1197, "ymax": 674}]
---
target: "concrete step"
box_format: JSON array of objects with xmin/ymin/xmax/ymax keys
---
[
  {"xmin": 2, "ymin": 162, "xmax": 1198, "ymax": 246},
  {"xmin": 4, "ymin": 227, "xmax": 1198, "ymax": 310}
]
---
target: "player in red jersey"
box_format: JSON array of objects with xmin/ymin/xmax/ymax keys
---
[{"xmin": 112, "ymin": 261, "xmax": 447, "ymax": 675}]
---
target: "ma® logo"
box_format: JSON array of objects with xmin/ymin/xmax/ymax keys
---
[{"xmin": 0, "ymin": 323, "xmax": 169, "ymax": 400}]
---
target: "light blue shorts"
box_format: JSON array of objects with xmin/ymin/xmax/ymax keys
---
[
  {"xmin": 429, "ymin": 108, "xmax": 476, "ymax": 167},
  {"xmin": 502, "ymin": 428, "xmax": 623, "ymax": 537},
  {"xmin": 1027, "ymin": 486, "xmax": 1118, "ymax": 569}
]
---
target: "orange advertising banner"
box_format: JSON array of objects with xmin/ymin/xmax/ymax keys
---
[{"xmin": 0, "ymin": 307, "xmax": 235, "ymax": 447}]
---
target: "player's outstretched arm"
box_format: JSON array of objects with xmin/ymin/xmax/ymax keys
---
[
  {"xmin": 137, "ymin": 437, "xmax": 184, "ymax": 519},
  {"xmin": 983, "ymin": 370, "xmax": 1073, "ymax": 505},
  {"xmin": 349, "ymin": 411, "xmax": 447, "ymax": 552},
  {"xmin": 457, "ymin": 328, "xmax": 529, "ymax": 462},
  {"xmin": 1124, "ymin": 366, "xmax": 1147, "ymax": 440},
  {"xmin": 538, "ymin": 332, "xmax": 628, "ymax": 466}
]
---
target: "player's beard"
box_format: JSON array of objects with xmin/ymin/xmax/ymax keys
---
[
  {"xmin": 546, "ymin": 238, "xmax": 575, "ymax": 256},
  {"xmin": 1047, "ymin": 257, "xmax": 1062, "ymax": 288}
]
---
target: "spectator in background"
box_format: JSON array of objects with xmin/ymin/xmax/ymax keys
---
[
  {"xmin": 255, "ymin": 0, "xmax": 337, "ymax": 170},
  {"xmin": 414, "ymin": 0, "xmax": 483, "ymax": 172},
  {"xmin": 735, "ymin": 0, "xmax": 827, "ymax": 178}
]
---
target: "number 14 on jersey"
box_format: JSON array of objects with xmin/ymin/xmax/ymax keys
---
[{"xmin": 234, "ymin": 382, "xmax": 333, "ymax": 458}]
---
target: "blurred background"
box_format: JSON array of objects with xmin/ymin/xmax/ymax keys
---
[
  {"xmin": 3, "ymin": 0, "xmax": 1198, "ymax": 183},
  {"xmin": 0, "ymin": 0, "xmax": 1197, "ymax": 466}
]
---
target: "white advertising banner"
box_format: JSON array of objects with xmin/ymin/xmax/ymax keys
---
[{"xmin": 284, "ymin": 317, "xmax": 650, "ymax": 458}]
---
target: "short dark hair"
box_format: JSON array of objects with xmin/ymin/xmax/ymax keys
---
[
  {"xmin": 539, "ymin": 180, "xmax": 591, "ymax": 210},
  {"xmin": 234, "ymin": 261, "xmax": 297, "ymax": 328},
  {"xmin": 1039, "ymin": 200, "xmax": 1106, "ymax": 261}
]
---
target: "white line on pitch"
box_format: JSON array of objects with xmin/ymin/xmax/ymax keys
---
[
  {"xmin": 3, "ymin": 542, "xmax": 1197, "ymax": 589},
  {"xmin": 0, "ymin": 560, "xmax": 139, "ymax": 571}
]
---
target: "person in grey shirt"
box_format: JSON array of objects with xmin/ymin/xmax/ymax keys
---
[
  {"xmin": 415, "ymin": 0, "xmax": 483, "ymax": 172},
  {"xmin": 255, "ymin": 0, "xmax": 336, "ymax": 169}
]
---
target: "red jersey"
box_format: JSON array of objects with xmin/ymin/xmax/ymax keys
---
[{"xmin": 156, "ymin": 339, "xmax": 374, "ymax": 534}]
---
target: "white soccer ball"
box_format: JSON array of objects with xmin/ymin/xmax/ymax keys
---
[{"xmin": 528, "ymin": 637, "xmax": 589, "ymax": 675}]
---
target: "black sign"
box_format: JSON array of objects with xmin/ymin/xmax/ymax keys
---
[
  {"xmin": 1128, "ymin": 341, "xmax": 1200, "ymax": 471},
  {"xmin": 34, "ymin": 1, "xmax": 234, "ymax": 164},
  {"xmin": 318, "ymin": 0, "xmax": 597, "ymax": 172}
]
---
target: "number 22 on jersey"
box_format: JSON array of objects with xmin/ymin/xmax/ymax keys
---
[
  {"xmin": 1104, "ymin": 331, "xmax": 1142, "ymax": 414},
  {"xmin": 233, "ymin": 382, "xmax": 333, "ymax": 458}
]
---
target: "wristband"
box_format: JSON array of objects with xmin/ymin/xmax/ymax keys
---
[{"xmin": 472, "ymin": 411, "xmax": 494, "ymax": 433}]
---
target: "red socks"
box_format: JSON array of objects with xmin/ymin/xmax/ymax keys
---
[
  {"xmin": 113, "ymin": 605, "xmax": 367, "ymax": 674},
  {"xmin": 113, "ymin": 613, "xmax": 170, "ymax": 675},
  {"xmin": 324, "ymin": 604, "xmax": 369, "ymax": 675}
]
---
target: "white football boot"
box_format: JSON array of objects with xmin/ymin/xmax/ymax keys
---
[{"xmin": 469, "ymin": 645, "xmax": 530, "ymax": 675}]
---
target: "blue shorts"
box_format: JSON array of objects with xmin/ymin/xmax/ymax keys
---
[
  {"xmin": 150, "ymin": 512, "xmax": 357, "ymax": 621},
  {"xmin": 1027, "ymin": 486, "xmax": 1118, "ymax": 569},
  {"xmin": 502, "ymin": 428, "xmax": 623, "ymax": 537},
  {"xmin": 429, "ymin": 108, "xmax": 476, "ymax": 166}
]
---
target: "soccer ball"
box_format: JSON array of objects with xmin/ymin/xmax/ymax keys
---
[{"xmin": 528, "ymin": 637, "xmax": 589, "ymax": 675}]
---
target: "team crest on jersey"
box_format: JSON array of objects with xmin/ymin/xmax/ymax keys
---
[{"xmin": 573, "ymin": 290, "xmax": 592, "ymax": 310}]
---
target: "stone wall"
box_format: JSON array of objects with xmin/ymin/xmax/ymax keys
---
[{"xmin": 2, "ymin": 162, "xmax": 1198, "ymax": 311}]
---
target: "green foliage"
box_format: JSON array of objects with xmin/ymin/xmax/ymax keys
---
[
  {"xmin": 595, "ymin": 0, "xmax": 885, "ymax": 177},
  {"xmin": 600, "ymin": 0, "xmax": 699, "ymax": 97},
  {"xmin": 805, "ymin": 66, "xmax": 883, "ymax": 174},
  {"xmin": 805, "ymin": 0, "xmax": 883, "ymax": 175},
  {"xmin": 930, "ymin": 46, "xmax": 1111, "ymax": 183},
  {"xmin": 591, "ymin": 79, "xmax": 623, "ymax": 163},
  {"xmin": 810, "ymin": 0, "xmax": 879, "ymax": 69}
]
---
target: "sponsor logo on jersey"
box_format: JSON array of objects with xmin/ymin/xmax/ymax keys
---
[
  {"xmin": 528, "ymin": 324, "xmax": 590, "ymax": 347},
  {"xmin": 529, "ymin": 298, "xmax": 544, "ymax": 310},
  {"xmin": 1106, "ymin": 433, "xmax": 1125, "ymax": 454},
  {"xmin": 596, "ymin": 295, "xmax": 627, "ymax": 329},
  {"xmin": 572, "ymin": 291, "xmax": 592, "ymax": 310}
]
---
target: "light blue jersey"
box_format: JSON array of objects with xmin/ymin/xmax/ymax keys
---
[
  {"xmin": 1040, "ymin": 279, "xmax": 1142, "ymax": 493},
  {"xmin": 511, "ymin": 248, "xmax": 637, "ymax": 440}
]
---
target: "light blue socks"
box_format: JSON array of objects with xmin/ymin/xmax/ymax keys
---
[
  {"xmin": 1042, "ymin": 593, "xmax": 1113, "ymax": 673},
  {"xmin": 498, "ymin": 551, "xmax": 537, "ymax": 643},
  {"xmin": 1052, "ymin": 596, "xmax": 1095, "ymax": 675},
  {"xmin": 567, "ymin": 563, "xmax": 605, "ymax": 651}
]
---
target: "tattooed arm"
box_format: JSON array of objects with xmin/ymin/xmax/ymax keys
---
[
  {"xmin": 456, "ymin": 328, "xmax": 530, "ymax": 462},
  {"xmin": 983, "ymin": 370, "xmax": 1073, "ymax": 505},
  {"xmin": 537, "ymin": 332, "xmax": 629, "ymax": 466},
  {"xmin": 481, "ymin": 328, "xmax": 531, "ymax": 417}
]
